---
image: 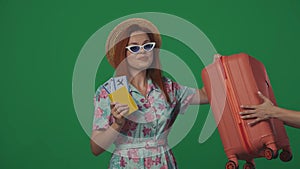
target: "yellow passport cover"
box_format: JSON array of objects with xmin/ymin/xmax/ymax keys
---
[{"xmin": 108, "ymin": 86, "xmax": 138, "ymax": 116}]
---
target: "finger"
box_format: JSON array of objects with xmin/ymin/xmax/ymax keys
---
[
  {"xmin": 115, "ymin": 114, "xmax": 124, "ymax": 119},
  {"xmin": 248, "ymin": 118, "xmax": 261, "ymax": 126},
  {"xmin": 113, "ymin": 109, "xmax": 124, "ymax": 118},
  {"xmin": 116, "ymin": 106, "xmax": 129, "ymax": 114},
  {"xmin": 117, "ymin": 102, "xmax": 129, "ymax": 106},
  {"xmin": 113, "ymin": 104, "xmax": 120, "ymax": 111},
  {"xmin": 258, "ymin": 91, "xmax": 274, "ymax": 106},
  {"xmin": 213, "ymin": 54, "xmax": 222, "ymax": 61},
  {"xmin": 114, "ymin": 103, "xmax": 128, "ymax": 110},
  {"xmin": 240, "ymin": 105, "xmax": 257, "ymax": 109},
  {"xmin": 112, "ymin": 106, "xmax": 122, "ymax": 116},
  {"xmin": 111, "ymin": 108, "xmax": 119, "ymax": 117},
  {"xmin": 110, "ymin": 102, "xmax": 117, "ymax": 109},
  {"xmin": 114, "ymin": 107, "xmax": 129, "ymax": 117},
  {"xmin": 240, "ymin": 114, "xmax": 257, "ymax": 119},
  {"xmin": 214, "ymin": 54, "xmax": 221, "ymax": 58},
  {"xmin": 239, "ymin": 110, "xmax": 256, "ymax": 115},
  {"xmin": 257, "ymin": 91, "xmax": 269, "ymax": 102},
  {"xmin": 120, "ymin": 109, "xmax": 129, "ymax": 117},
  {"xmin": 116, "ymin": 104, "xmax": 129, "ymax": 109}
]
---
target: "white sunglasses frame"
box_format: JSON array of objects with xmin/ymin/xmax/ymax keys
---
[{"xmin": 125, "ymin": 42, "xmax": 156, "ymax": 54}]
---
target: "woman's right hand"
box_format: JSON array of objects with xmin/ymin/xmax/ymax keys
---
[
  {"xmin": 111, "ymin": 102, "xmax": 129, "ymax": 128},
  {"xmin": 213, "ymin": 53, "xmax": 222, "ymax": 61}
]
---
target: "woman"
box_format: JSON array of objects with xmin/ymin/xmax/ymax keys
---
[
  {"xmin": 240, "ymin": 91, "xmax": 300, "ymax": 128},
  {"xmin": 90, "ymin": 18, "xmax": 209, "ymax": 168}
]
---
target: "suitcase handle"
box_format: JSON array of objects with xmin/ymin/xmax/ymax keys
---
[{"xmin": 216, "ymin": 56, "xmax": 228, "ymax": 79}]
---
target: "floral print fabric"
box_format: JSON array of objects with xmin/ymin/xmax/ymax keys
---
[{"xmin": 93, "ymin": 77, "xmax": 196, "ymax": 169}]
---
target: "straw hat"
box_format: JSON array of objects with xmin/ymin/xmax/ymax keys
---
[{"xmin": 105, "ymin": 18, "xmax": 161, "ymax": 68}]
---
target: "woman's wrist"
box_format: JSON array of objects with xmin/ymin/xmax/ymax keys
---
[
  {"xmin": 111, "ymin": 122, "xmax": 123, "ymax": 131},
  {"xmin": 270, "ymin": 106, "xmax": 281, "ymax": 118}
]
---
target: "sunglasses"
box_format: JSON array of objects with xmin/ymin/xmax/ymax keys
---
[{"xmin": 125, "ymin": 42, "xmax": 156, "ymax": 54}]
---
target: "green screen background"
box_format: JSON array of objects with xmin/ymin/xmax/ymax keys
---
[{"xmin": 1, "ymin": 0, "xmax": 299, "ymax": 168}]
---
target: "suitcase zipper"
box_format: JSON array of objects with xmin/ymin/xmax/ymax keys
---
[{"xmin": 221, "ymin": 57, "xmax": 252, "ymax": 154}]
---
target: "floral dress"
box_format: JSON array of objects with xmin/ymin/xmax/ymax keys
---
[{"xmin": 93, "ymin": 77, "xmax": 196, "ymax": 169}]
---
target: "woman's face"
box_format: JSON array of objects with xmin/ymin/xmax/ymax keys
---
[{"xmin": 125, "ymin": 31, "xmax": 154, "ymax": 72}]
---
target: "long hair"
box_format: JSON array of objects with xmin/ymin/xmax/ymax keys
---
[{"xmin": 106, "ymin": 24, "xmax": 171, "ymax": 104}]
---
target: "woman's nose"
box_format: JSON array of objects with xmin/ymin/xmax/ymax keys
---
[{"xmin": 139, "ymin": 47, "xmax": 146, "ymax": 54}]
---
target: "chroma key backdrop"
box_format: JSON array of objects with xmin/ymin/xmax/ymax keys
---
[{"xmin": 1, "ymin": 0, "xmax": 299, "ymax": 169}]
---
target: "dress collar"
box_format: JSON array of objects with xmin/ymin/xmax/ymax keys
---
[{"xmin": 129, "ymin": 78, "xmax": 160, "ymax": 95}]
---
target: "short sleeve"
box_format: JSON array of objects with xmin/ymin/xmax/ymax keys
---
[
  {"xmin": 172, "ymin": 81, "xmax": 196, "ymax": 114},
  {"xmin": 92, "ymin": 87, "xmax": 113, "ymax": 130}
]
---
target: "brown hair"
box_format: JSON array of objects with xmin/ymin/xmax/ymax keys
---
[{"xmin": 106, "ymin": 24, "xmax": 171, "ymax": 104}]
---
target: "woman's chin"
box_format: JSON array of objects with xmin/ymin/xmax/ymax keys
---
[{"xmin": 129, "ymin": 63, "xmax": 152, "ymax": 72}]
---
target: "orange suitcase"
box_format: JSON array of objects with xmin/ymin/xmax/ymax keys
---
[{"xmin": 201, "ymin": 53, "xmax": 292, "ymax": 169}]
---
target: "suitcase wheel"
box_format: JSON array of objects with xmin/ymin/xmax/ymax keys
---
[
  {"xmin": 280, "ymin": 150, "xmax": 293, "ymax": 162},
  {"xmin": 225, "ymin": 160, "xmax": 238, "ymax": 169},
  {"xmin": 243, "ymin": 162, "xmax": 255, "ymax": 169},
  {"xmin": 264, "ymin": 147, "xmax": 276, "ymax": 160}
]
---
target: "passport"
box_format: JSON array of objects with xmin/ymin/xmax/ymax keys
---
[{"xmin": 108, "ymin": 86, "xmax": 138, "ymax": 116}]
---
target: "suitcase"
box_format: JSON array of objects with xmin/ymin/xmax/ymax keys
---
[{"xmin": 201, "ymin": 53, "xmax": 292, "ymax": 169}]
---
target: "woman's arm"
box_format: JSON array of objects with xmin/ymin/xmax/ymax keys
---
[
  {"xmin": 90, "ymin": 123, "xmax": 123, "ymax": 156},
  {"xmin": 90, "ymin": 102, "xmax": 128, "ymax": 156},
  {"xmin": 189, "ymin": 54, "xmax": 221, "ymax": 105},
  {"xmin": 190, "ymin": 87, "xmax": 209, "ymax": 105},
  {"xmin": 240, "ymin": 91, "xmax": 300, "ymax": 128},
  {"xmin": 272, "ymin": 107, "xmax": 300, "ymax": 128}
]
